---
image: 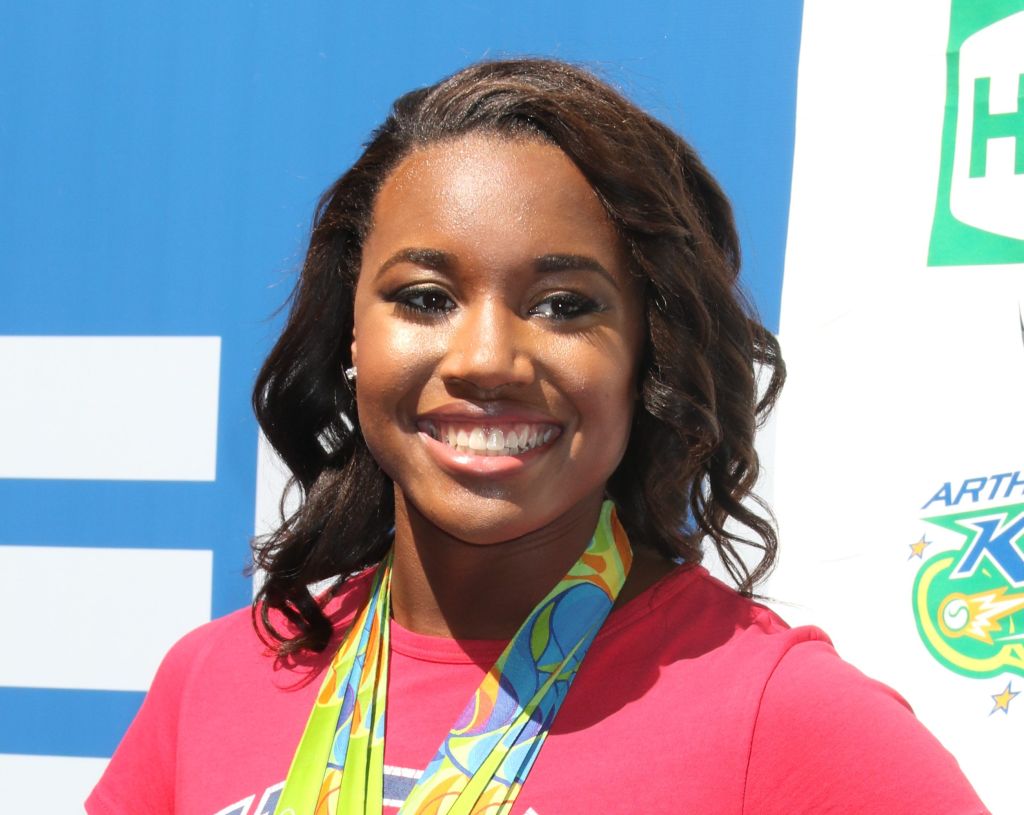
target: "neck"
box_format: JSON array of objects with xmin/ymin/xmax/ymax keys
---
[{"xmin": 388, "ymin": 492, "xmax": 606, "ymax": 640}]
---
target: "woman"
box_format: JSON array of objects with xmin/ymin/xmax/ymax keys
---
[{"xmin": 88, "ymin": 59, "xmax": 988, "ymax": 814}]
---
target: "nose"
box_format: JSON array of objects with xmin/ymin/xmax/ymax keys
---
[{"xmin": 437, "ymin": 297, "xmax": 534, "ymax": 393}]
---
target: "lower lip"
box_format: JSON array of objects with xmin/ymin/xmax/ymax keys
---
[{"xmin": 419, "ymin": 432, "xmax": 553, "ymax": 477}]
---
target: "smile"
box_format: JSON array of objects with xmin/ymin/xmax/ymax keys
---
[{"xmin": 419, "ymin": 421, "xmax": 560, "ymax": 457}]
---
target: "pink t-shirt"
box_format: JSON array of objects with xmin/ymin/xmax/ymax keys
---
[{"xmin": 87, "ymin": 565, "xmax": 988, "ymax": 814}]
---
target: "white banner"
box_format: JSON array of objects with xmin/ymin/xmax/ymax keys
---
[{"xmin": 770, "ymin": 3, "xmax": 1024, "ymax": 813}]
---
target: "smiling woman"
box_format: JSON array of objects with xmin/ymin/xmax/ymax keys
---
[
  {"xmin": 87, "ymin": 59, "xmax": 989, "ymax": 815},
  {"xmin": 355, "ymin": 134, "xmax": 643, "ymax": 566}
]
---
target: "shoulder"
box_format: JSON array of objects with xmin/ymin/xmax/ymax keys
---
[
  {"xmin": 735, "ymin": 601, "xmax": 989, "ymax": 813},
  {"xmin": 743, "ymin": 636, "xmax": 989, "ymax": 813},
  {"xmin": 155, "ymin": 604, "xmax": 258, "ymax": 680},
  {"xmin": 159, "ymin": 567, "xmax": 377, "ymax": 694},
  {"xmin": 605, "ymin": 563, "xmax": 832, "ymax": 665},
  {"xmin": 86, "ymin": 570, "xmax": 376, "ymax": 815},
  {"xmin": 592, "ymin": 567, "xmax": 989, "ymax": 813},
  {"xmin": 154, "ymin": 565, "xmax": 378, "ymax": 703},
  {"xmin": 84, "ymin": 610, "xmax": 249, "ymax": 814}
]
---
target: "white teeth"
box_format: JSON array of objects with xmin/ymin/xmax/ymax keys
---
[
  {"xmin": 486, "ymin": 429, "xmax": 504, "ymax": 451},
  {"xmin": 468, "ymin": 428, "xmax": 487, "ymax": 452},
  {"xmin": 427, "ymin": 422, "xmax": 559, "ymax": 457}
]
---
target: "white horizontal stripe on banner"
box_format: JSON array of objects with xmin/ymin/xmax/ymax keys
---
[
  {"xmin": 0, "ymin": 754, "xmax": 108, "ymax": 812},
  {"xmin": 0, "ymin": 545, "xmax": 211, "ymax": 691},
  {"xmin": 0, "ymin": 335, "xmax": 221, "ymax": 481}
]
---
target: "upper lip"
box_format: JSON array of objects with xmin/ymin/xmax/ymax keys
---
[{"xmin": 416, "ymin": 402, "xmax": 562, "ymax": 426}]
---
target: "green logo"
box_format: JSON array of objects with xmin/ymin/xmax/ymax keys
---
[
  {"xmin": 913, "ymin": 503, "xmax": 1024, "ymax": 678},
  {"xmin": 929, "ymin": 0, "xmax": 1024, "ymax": 266}
]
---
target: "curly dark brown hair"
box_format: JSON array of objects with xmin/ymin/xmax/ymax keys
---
[{"xmin": 252, "ymin": 58, "xmax": 785, "ymax": 654}]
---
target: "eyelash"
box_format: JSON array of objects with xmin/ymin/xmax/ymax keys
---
[
  {"xmin": 529, "ymin": 292, "xmax": 604, "ymax": 320},
  {"xmin": 391, "ymin": 286, "xmax": 604, "ymax": 321},
  {"xmin": 392, "ymin": 286, "xmax": 456, "ymax": 315}
]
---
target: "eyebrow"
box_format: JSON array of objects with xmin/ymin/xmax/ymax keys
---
[
  {"xmin": 534, "ymin": 254, "xmax": 620, "ymax": 290},
  {"xmin": 374, "ymin": 248, "xmax": 619, "ymax": 290},
  {"xmin": 375, "ymin": 248, "xmax": 456, "ymax": 279}
]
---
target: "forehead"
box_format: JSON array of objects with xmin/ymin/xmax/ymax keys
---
[{"xmin": 363, "ymin": 133, "xmax": 627, "ymax": 272}]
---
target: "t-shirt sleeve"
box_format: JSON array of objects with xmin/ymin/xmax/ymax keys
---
[
  {"xmin": 743, "ymin": 638, "xmax": 990, "ymax": 815},
  {"xmin": 85, "ymin": 625, "xmax": 212, "ymax": 815}
]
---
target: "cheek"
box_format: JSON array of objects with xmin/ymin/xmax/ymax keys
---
[
  {"xmin": 351, "ymin": 312, "xmax": 443, "ymax": 451},
  {"xmin": 354, "ymin": 363, "xmax": 422, "ymax": 487},
  {"xmin": 547, "ymin": 331, "xmax": 639, "ymax": 451},
  {"xmin": 358, "ymin": 304, "xmax": 439, "ymax": 364}
]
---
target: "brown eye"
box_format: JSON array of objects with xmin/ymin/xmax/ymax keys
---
[
  {"xmin": 393, "ymin": 286, "xmax": 456, "ymax": 314},
  {"xmin": 530, "ymin": 292, "xmax": 602, "ymax": 320}
]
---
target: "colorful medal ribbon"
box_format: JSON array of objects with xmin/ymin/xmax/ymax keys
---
[{"xmin": 275, "ymin": 501, "xmax": 632, "ymax": 815}]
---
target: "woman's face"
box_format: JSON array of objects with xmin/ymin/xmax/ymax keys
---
[{"xmin": 352, "ymin": 133, "xmax": 644, "ymax": 544}]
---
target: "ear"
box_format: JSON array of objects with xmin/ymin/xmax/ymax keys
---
[{"xmin": 350, "ymin": 335, "xmax": 357, "ymax": 368}]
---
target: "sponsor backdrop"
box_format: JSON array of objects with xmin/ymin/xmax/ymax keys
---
[
  {"xmin": 0, "ymin": 2, "xmax": 799, "ymax": 810},
  {"xmin": 0, "ymin": 0, "xmax": 1016, "ymax": 812},
  {"xmin": 767, "ymin": 2, "xmax": 1023, "ymax": 815}
]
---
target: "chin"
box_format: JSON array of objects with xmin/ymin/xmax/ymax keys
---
[
  {"xmin": 403, "ymin": 479, "xmax": 607, "ymax": 547},
  {"xmin": 414, "ymin": 492, "xmax": 537, "ymax": 545}
]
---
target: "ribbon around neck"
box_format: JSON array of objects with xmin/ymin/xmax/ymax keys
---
[{"xmin": 274, "ymin": 501, "xmax": 632, "ymax": 815}]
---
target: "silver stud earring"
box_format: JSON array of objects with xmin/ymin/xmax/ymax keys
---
[{"xmin": 344, "ymin": 366, "xmax": 357, "ymax": 384}]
